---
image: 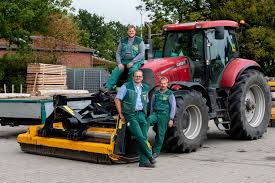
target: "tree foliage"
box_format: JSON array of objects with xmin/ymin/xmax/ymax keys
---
[
  {"xmin": 0, "ymin": 0, "xmax": 73, "ymax": 45},
  {"xmin": 142, "ymin": 0, "xmax": 209, "ymax": 23},
  {"xmin": 0, "ymin": 0, "xmax": 89, "ymax": 91},
  {"xmin": 74, "ymin": 9, "xmax": 127, "ymax": 61}
]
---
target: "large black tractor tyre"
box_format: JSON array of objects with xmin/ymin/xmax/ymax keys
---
[
  {"xmin": 227, "ymin": 70, "xmax": 271, "ymax": 139},
  {"xmin": 163, "ymin": 90, "xmax": 209, "ymax": 153}
]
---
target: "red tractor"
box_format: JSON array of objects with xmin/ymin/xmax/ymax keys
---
[{"xmin": 140, "ymin": 20, "xmax": 271, "ymax": 152}]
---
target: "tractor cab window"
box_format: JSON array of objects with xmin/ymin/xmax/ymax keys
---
[
  {"xmin": 163, "ymin": 31, "xmax": 204, "ymax": 61},
  {"xmin": 206, "ymin": 29, "xmax": 238, "ymax": 87},
  {"xmin": 225, "ymin": 29, "xmax": 238, "ymax": 60}
]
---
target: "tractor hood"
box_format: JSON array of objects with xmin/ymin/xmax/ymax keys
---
[{"xmin": 141, "ymin": 56, "xmax": 190, "ymax": 87}]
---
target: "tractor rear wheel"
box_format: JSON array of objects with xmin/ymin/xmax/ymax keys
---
[
  {"xmin": 163, "ymin": 90, "xmax": 209, "ymax": 153},
  {"xmin": 227, "ymin": 70, "xmax": 271, "ymax": 139}
]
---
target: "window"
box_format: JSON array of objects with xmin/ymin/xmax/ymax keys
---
[
  {"xmin": 163, "ymin": 31, "xmax": 204, "ymax": 61},
  {"xmin": 206, "ymin": 29, "xmax": 238, "ymax": 87}
]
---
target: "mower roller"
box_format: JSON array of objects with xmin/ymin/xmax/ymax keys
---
[{"xmin": 17, "ymin": 93, "xmax": 142, "ymax": 164}]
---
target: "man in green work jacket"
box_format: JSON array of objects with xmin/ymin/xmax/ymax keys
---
[
  {"xmin": 147, "ymin": 77, "xmax": 176, "ymax": 158},
  {"xmin": 114, "ymin": 70, "xmax": 156, "ymax": 168},
  {"xmin": 104, "ymin": 24, "xmax": 145, "ymax": 91}
]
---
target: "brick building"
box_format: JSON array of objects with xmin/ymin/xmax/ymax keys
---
[{"xmin": 0, "ymin": 36, "xmax": 95, "ymax": 68}]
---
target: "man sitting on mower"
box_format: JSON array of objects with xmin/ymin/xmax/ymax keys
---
[{"xmin": 103, "ymin": 25, "xmax": 145, "ymax": 92}]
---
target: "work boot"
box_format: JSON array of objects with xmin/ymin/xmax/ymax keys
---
[
  {"xmin": 153, "ymin": 152, "xmax": 159, "ymax": 159},
  {"xmin": 139, "ymin": 162, "xmax": 155, "ymax": 168},
  {"xmin": 149, "ymin": 157, "xmax": 156, "ymax": 164}
]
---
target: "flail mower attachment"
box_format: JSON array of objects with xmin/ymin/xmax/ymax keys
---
[{"xmin": 17, "ymin": 92, "xmax": 140, "ymax": 164}]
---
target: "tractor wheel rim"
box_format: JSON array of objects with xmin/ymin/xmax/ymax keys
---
[
  {"xmin": 183, "ymin": 105, "xmax": 202, "ymax": 139},
  {"xmin": 244, "ymin": 85, "xmax": 265, "ymax": 127}
]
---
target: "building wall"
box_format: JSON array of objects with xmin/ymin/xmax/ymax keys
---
[
  {"xmin": 0, "ymin": 49, "xmax": 92, "ymax": 68},
  {"xmin": 58, "ymin": 52, "xmax": 91, "ymax": 68},
  {"xmin": 0, "ymin": 50, "xmax": 15, "ymax": 57}
]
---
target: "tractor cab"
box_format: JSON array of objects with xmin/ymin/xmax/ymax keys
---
[{"xmin": 161, "ymin": 21, "xmax": 239, "ymax": 88}]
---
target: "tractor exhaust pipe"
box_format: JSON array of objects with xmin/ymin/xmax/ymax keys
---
[{"xmin": 145, "ymin": 22, "xmax": 153, "ymax": 59}]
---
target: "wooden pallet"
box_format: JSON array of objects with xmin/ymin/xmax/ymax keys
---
[
  {"xmin": 27, "ymin": 63, "xmax": 66, "ymax": 75},
  {"xmin": 26, "ymin": 74, "xmax": 66, "ymax": 85},
  {"xmin": 26, "ymin": 63, "xmax": 67, "ymax": 94}
]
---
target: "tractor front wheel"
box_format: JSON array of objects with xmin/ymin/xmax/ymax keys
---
[{"xmin": 163, "ymin": 90, "xmax": 209, "ymax": 153}]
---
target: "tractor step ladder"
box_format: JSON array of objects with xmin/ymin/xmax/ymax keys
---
[{"xmin": 214, "ymin": 118, "xmax": 230, "ymax": 130}]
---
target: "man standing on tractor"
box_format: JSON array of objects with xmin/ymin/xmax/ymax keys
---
[
  {"xmin": 114, "ymin": 70, "xmax": 156, "ymax": 168},
  {"xmin": 147, "ymin": 77, "xmax": 176, "ymax": 158},
  {"xmin": 103, "ymin": 25, "xmax": 145, "ymax": 91}
]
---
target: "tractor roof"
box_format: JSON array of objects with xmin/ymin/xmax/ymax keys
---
[{"xmin": 163, "ymin": 20, "xmax": 238, "ymax": 31}]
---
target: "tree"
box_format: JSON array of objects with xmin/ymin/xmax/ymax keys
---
[
  {"xmin": 141, "ymin": 0, "xmax": 210, "ymax": 53},
  {"xmin": 142, "ymin": 0, "xmax": 209, "ymax": 23},
  {"xmin": 107, "ymin": 21, "xmax": 127, "ymax": 44},
  {"xmin": 0, "ymin": 0, "xmax": 87, "ymax": 92},
  {"xmin": 0, "ymin": 0, "xmax": 73, "ymax": 46},
  {"xmin": 75, "ymin": 10, "xmax": 107, "ymax": 47},
  {"xmin": 74, "ymin": 10, "xmax": 127, "ymax": 61}
]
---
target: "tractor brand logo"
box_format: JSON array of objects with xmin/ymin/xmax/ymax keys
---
[
  {"xmin": 176, "ymin": 61, "xmax": 186, "ymax": 67},
  {"xmin": 64, "ymin": 105, "xmax": 75, "ymax": 116}
]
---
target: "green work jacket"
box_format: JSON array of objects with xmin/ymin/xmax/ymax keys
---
[
  {"xmin": 153, "ymin": 89, "xmax": 173, "ymax": 113},
  {"xmin": 120, "ymin": 36, "xmax": 144, "ymax": 64},
  {"xmin": 121, "ymin": 82, "xmax": 148, "ymax": 116}
]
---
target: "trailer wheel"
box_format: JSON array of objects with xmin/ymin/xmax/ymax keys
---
[
  {"xmin": 163, "ymin": 90, "xmax": 209, "ymax": 153},
  {"xmin": 227, "ymin": 70, "xmax": 271, "ymax": 139}
]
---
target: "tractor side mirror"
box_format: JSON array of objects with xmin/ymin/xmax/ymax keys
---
[{"xmin": 215, "ymin": 26, "xmax": 224, "ymax": 40}]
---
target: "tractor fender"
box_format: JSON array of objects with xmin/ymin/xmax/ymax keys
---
[
  {"xmin": 169, "ymin": 81, "xmax": 211, "ymax": 109},
  {"xmin": 220, "ymin": 58, "xmax": 262, "ymax": 88}
]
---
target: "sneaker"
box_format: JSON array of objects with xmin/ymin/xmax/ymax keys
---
[
  {"xmin": 139, "ymin": 162, "xmax": 155, "ymax": 168},
  {"xmin": 149, "ymin": 157, "xmax": 156, "ymax": 164},
  {"xmin": 153, "ymin": 152, "xmax": 159, "ymax": 159}
]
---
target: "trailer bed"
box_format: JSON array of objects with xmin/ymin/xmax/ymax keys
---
[{"xmin": 0, "ymin": 96, "xmax": 91, "ymax": 126}]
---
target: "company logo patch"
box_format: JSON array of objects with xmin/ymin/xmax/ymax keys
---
[{"xmin": 133, "ymin": 44, "xmax": 139, "ymax": 51}]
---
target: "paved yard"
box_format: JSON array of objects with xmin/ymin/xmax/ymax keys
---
[{"xmin": 1, "ymin": 122, "xmax": 275, "ymax": 183}]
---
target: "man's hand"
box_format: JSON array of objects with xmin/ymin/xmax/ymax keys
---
[
  {"xmin": 168, "ymin": 120, "xmax": 173, "ymax": 128},
  {"xmin": 119, "ymin": 113, "xmax": 125, "ymax": 121},
  {"xmin": 127, "ymin": 62, "xmax": 133, "ymax": 68},
  {"xmin": 118, "ymin": 64, "xmax": 124, "ymax": 71},
  {"xmin": 114, "ymin": 98, "xmax": 125, "ymax": 120}
]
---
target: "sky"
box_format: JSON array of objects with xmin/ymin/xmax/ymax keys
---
[{"xmin": 71, "ymin": 0, "xmax": 150, "ymax": 26}]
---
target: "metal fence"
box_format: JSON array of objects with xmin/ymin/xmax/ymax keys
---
[{"xmin": 67, "ymin": 68, "xmax": 109, "ymax": 93}]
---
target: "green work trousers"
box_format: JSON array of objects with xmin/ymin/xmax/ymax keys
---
[
  {"xmin": 147, "ymin": 112, "xmax": 170, "ymax": 154},
  {"xmin": 105, "ymin": 59, "xmax": 142, "ymax": 90},
  {"xmin": 125, "ymin": 111, "xmax": 152, "ymax": 165}
]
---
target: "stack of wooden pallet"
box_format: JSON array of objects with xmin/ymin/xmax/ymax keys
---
[{"xmin": 26, "ymin": 63, "xmax": 67, "ymax": 94}]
